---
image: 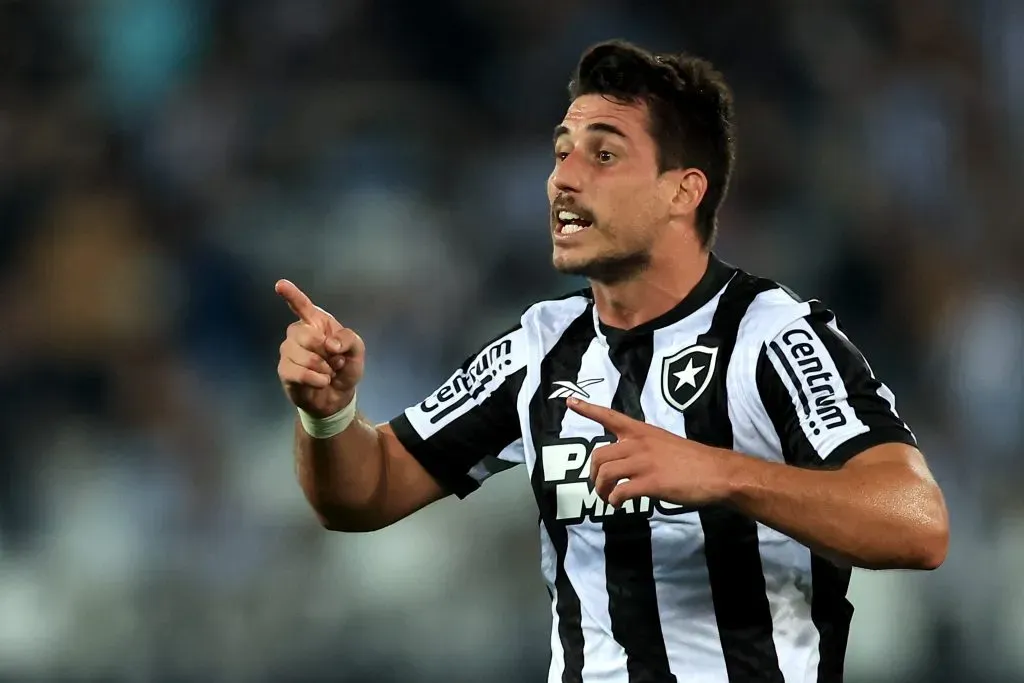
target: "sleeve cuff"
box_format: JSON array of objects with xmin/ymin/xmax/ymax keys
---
[
  {"xmin": 388, "ymin": 413, "xmax": 481, "ymax": 499},
  {"xmin": 824, "ymin": 426, "xmax": 919, "ymax": 468}
]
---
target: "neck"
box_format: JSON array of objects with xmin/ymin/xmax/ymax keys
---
[{"xmin": 590, "ymin": 248, "xmax": 711, "ymax": 330}]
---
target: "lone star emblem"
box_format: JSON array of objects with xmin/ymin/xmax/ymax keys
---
[{"xmin": 672, "ymin": 359, "xmax": 706, "ymax": 391}]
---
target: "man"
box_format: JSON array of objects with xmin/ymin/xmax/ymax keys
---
[{"xmin": 275, "ymin": 40, "xmax": 948, "ymax": 683}]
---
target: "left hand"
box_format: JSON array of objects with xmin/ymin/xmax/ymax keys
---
[{"xmin": 566, "ymin": 398, "xmax": 741, "ymax": 509}]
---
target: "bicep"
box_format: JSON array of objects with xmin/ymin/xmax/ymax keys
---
[
  {"xmin": 375, "ymin": 422, "xmax": 449, "ymax": 524},
  {"xmin": 839, "ymin": 440, "xmax": 936, "ymax": 484}
]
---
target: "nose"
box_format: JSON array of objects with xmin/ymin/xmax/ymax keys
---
[{"xmin": 550, "ymin": 153, "xmax": 583, "ymax": 195}]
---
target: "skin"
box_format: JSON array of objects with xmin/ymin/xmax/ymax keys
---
[{"xmin": 275, "ymin": 94, "xmax": 949, "ymax": 570}]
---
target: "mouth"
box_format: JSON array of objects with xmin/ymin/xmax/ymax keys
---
[{"xmin": 554, "ymin": 210, "xmax": 594, "ymax": 238}]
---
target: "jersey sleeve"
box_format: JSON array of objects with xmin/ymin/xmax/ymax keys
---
[
  {"xmin": 388, "ymin": 323, "xmax": 528, "ymax": 498},
  {"xmin": 753, "ymin": 309, "xmax": 917, "ymax": 469}
]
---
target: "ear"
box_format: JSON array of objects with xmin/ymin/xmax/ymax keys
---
[{"xmin": 667, "ymin": 168, "xmax": 707, "ymax": 220}]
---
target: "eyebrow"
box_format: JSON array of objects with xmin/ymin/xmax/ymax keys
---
[{"xmin": 553, "ymin": 122, "xmax": 629, "ymax": 143}]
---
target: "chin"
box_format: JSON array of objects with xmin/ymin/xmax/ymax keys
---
[{"xmin": 552, "ymin": 250, "xmax": 651, "ymax": 286}]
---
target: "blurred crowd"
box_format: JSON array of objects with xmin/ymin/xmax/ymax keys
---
[{"xmin": 1, "ymin": 1, "xmax": 1022, "ymax": 681}]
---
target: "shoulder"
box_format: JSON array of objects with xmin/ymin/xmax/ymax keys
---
[
  {"xmin": 727, "ymin": 269, "xmax": 840, "ymax": 370},
  {"xmin": 520, "ymin": 288, "xmax": 592, "ymax": 326},
  {"xmin": 721, "ymin": 265, "xmax": 848, "ymax": 344},
  {"xmin": 460, "ymin": 289, "xmax": 592, "ymax": 372},
  {"xmin": 518, "ymin": 288, "xmax": 593, "ymax": 344}
]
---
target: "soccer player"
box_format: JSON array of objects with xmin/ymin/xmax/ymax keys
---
[{"xmin": 275, "ymin": 40, "xmax": 948, "ymax": 683}]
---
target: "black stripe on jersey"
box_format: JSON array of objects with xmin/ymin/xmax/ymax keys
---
[
  {"xmin": 529, "ymin": 306, "xmax": 597, "ymax": 683},
  {"xmin": 811, "ymin": 556, "xmax": 853, "ymax": 683},
  {"xmin": 686, "ymin": 273, "xmax": 786, "ymax": 683},
  {"xmin": 768, "ymin": 340, "xmax": 810, "ymax": 413},
  {"xmin": 812, "ymin": 317, "xmax": 918, "ymax": 462},
  {"xmin": 603, "ymin": 332, "xmax": 676, "ymax": 683},
  {"xmin": 834, "ymin": 336, "xmax": 915, "ymax": 439}
]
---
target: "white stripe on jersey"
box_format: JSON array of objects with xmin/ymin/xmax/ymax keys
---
[
  {"xmin": 558, "ymin": 336, "xmax": 630, "ymax": 682},
  {"xmin": 731, "ymin": 289, "xmax": 812, "ymax": 466},
  {"xmin": 516, "ymin": 294, "xmax": 592, "ymax": 683}
]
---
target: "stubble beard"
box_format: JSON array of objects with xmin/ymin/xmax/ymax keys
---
[{"xmin": 553, "ymin": 247, "xmax": 652, "ymax": 286}]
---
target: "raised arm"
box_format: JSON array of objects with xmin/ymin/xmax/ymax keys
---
[
  {"xmin": 276, "ymin": 280, "xmax": 529, "ymax": 531},
  {"xmin": 276, "ymin": 279, "xmax": 445, "ymax": 532}
]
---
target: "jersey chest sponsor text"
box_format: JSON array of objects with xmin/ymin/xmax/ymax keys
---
[{"xmin": 540, "ymin": 436, "xmax": 694, "ymax": 524}]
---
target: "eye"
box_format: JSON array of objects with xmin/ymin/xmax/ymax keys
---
[
  {"xmin": 597, "ymin": 150, "xmax": 614, "ymax": 163},
  {"xmin": 555, "ymin": 151, "xmax": 570, "ymax": 162}
]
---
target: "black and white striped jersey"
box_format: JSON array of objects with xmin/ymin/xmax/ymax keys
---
[{"xmin": 389, "ymin": 254, "xmax": 917, "ymax": 683}]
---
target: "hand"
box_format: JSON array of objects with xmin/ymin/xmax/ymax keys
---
[
  {"xmin": 276, "ymin": 279, "xmax": 365, "ymax": 418},
  {"xmin": 566, "ymin": 398, "xmax": 741, "ymax": 509}
]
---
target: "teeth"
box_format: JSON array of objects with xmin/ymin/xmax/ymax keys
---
[
  {"xmin": 561, "ymin": 223, "xmax": 587, "ymax": 235},
  {"xmin": 558, "ymin": 211, "xmax": 582, "ymax": 221}
]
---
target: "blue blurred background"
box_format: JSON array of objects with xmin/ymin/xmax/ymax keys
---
[{"xmin": 1, "ymin": 0, "xmax": 1022, "ymax": 681}]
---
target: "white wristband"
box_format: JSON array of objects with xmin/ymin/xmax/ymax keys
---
[{"xmin": 297, "ymin": 392, "xmax": 357, "ymax": 439}]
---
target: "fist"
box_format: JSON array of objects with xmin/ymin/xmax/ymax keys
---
[{"xmin": 275, "ymin": 279, "xmax": 365, "ymax": 418}]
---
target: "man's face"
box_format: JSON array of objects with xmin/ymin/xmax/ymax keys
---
[{"xmin": 548, "ymin": 94, "xmax": 676, "ymax": 284}]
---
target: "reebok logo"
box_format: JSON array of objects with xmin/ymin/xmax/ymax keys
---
[{"xmin": 548, "ymin": 378, "xmax": 604, "ymax": 400}]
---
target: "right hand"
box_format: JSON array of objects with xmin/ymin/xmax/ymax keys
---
[{"xmin": 275, "ymin": 279, "xmax": 365, "ymax": 418}]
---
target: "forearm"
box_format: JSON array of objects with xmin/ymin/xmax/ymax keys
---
[
  {"xmin": 294, "ymin": 413, "xmax": 389, "ymax": 530},
  {"xmin": 723, "ymin": 448, "xmax": 948, "ymax": 570}
]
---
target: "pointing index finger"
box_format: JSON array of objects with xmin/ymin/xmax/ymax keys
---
[
  {"xmin": 567, "ymin": 398, "xmax": 637, "ymax": 435},
  {"xmin": 275, "ymin": 279, "xmax": 319, "ymax": 324}
]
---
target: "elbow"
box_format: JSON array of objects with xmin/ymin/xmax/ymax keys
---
[
  {"xmin": 298, "ymin": 479, "xmax": 388, "ymax": 533},
  {"xmin": 311, "ymin": 502, "xmax": 387, "ymax": 533},
  {"xmin": 320, "ymin": 517, "xmax": 384, "ymax": 534},
  {"xmin": 908, "ymin": 486, "xmax": 950, "ymax": 571},
  {"xmin": 914, "ymin": 512, "xmax": 949, "ymax": 571}
]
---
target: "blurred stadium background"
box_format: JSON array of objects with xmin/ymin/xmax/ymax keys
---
[{"xmin": 1, "ymin": 0, "xmax": 1022, "ymax": 681}]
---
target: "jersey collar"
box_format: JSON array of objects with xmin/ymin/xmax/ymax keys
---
[{"xmin": 593, "ymin": 253, "xmax": 737, "ymax": 345}]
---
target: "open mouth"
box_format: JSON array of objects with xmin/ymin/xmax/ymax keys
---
[{"xmin": 555, "ymin": 210, "xmax": 594, "ymax": 236}]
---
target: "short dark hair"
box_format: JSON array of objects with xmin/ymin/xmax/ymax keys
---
[{"xmin": 568, "ymin": 40, "xmax": 736, "ymax": 248}]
